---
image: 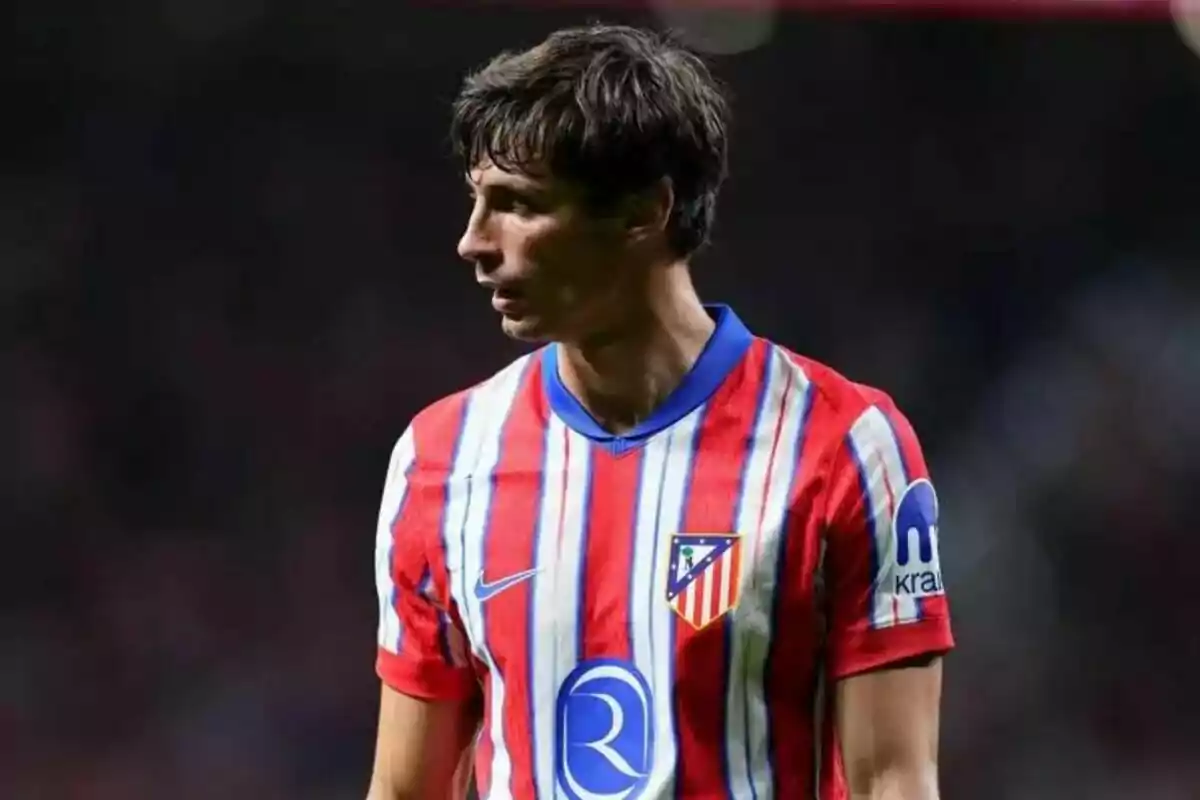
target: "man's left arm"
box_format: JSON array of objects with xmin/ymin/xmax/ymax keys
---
[
  {"xmin": 821, "ymin": 399, "xmax": 954, "ymax": 800},
  {"xmin": 835, "ymin": 654, "xmax": 943, "ymax": 800}
]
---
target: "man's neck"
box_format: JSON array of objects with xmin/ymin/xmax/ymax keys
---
[{"xmin": 556, "ymin": 266, "xmax": 714, "ymax": 436}]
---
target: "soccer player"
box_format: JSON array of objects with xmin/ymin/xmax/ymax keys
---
[{"xmin": 368, "ymin": 24, "xmax": 952, "ymax": 800}]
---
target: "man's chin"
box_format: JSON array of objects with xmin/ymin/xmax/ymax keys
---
[{"xmin": 499, "ymin": 314, "xmax": 553, "ymax": 344}]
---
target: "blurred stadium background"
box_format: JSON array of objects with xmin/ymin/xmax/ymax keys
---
[{"xmin": 5, "ymin": 1, "xmax": 1200, "ymax": 798}]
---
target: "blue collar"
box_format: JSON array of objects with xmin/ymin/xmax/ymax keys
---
[{"xmin": 542, "ymin": 304, "xmax": 753, "ymax": 450}]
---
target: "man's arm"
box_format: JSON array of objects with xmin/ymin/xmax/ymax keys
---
[
  {"xmin": 836, "ymin": 655, "xmax": 943, "ymax": 800},
  {"xmin": 370, "ymin": 420, "xmax": 481, "ymax": 799},
  {"xmin": 367, "ymin": 685, "xmax": 480, "ymax": 800},
  {"xmin": 821, "ymin": 399, "xmax": 954, "ymax": 800}
]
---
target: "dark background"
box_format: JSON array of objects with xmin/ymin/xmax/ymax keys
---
[{"xmin": 6, "ymin": 3, "xmax": 1200, "ymax": 798}]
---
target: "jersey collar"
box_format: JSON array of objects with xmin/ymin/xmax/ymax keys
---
[{"xmin": 542, "ymin": 304, "xmax": 753, "ymax": 448}]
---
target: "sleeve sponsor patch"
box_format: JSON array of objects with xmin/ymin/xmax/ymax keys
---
[{"xmin": 889, "ymin": 478, "xmax": 944, "ymax": 598}]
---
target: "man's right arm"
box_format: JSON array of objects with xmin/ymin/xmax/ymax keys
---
[{"xmin": 369, "ymin": 422, "xmax": 482, "ymax": 800}]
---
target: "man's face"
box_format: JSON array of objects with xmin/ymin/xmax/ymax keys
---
[{"xmin": 458, "ymin": 163, "xmax": 633, "ymax": 344}]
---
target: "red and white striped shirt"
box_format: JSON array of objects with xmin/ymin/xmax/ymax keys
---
[{"xmin": 375, "ymin": 305, "xmax": 953, "ymax": 800}]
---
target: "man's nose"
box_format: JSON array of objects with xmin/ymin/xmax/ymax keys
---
[{"xmin": 457, "ymin": 202, "xmax": 497, "ymax": 264}]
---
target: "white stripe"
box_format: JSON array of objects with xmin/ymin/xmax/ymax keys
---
[
  {"xmin": 549, "ymin": 427, "xmax": 593, "ymax": 799},
  {"xmin": 744, "ymin": 353, "xmax": 812, "ymax": 798},
  {"xmin": 723, "ymin": 353, "xmax": 788, "ymax": 796},
  {"xmin": 637, "ymin": 409, "xmax": 705, "ymax": 798},
  {"xmin": 444, "ymin": 355, "xmax": 532, "ymax": 800},
  {"xmin": 812, "ymin": 537, "xmax": 829, "ymax": 798},
  {"xmin": 727, "ymin": 349, "xmax": 813, "ymax": 799},
  {"xmin": 847, "ymin": 405, "xmax": 915, "ymax": 628},
  {"xmin": 700, "ymin": 560, "xmax": 715, "ymax": 627},
  {"xmin": 530, "ymin": 414, "xmax": 567, "ymax": 798},
  {"xmin": 629, "ymin": 430, "xmax": 669, "ymax": 706},
  {"xmin": 685, "ymin": 571, "xmax": 699, "ymax": 624},
  {"xmin": 375, "ymin": 426, "xmax": 416, "ymax": 652}
]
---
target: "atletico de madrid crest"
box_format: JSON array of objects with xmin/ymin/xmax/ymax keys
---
[{"xmin": 666, "ymin": 533, "xmax": 744, "ymax": 629}]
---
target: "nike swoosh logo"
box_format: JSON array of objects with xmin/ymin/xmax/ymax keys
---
[{"xmin": 473, "ymin": 567, "xmax": 541, "ymax": 602}]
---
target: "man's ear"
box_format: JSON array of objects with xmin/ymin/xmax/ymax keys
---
[{"xmin": 622, "ymin": 177, "xmax": 674, "ymax": 244}]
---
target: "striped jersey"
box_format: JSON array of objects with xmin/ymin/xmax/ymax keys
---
[{"xmin": 374, "ymin": 305, "xmax": 953, "ymax": 800}]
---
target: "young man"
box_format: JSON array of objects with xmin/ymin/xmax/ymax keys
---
[{"xmin": 368, "ymin": 24, "xmax": 952, "ymax": 800}]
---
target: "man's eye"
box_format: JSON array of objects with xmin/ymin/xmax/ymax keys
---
[
  {"xmin": 467, "ymin": 187, "xmax": 542, "ymax": 216},
  {"xmin": 492, "ymin": 190, "xmax": 539, "ymax": 215}
]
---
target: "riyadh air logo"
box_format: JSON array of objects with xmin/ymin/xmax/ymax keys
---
[
  {"xmin": 556, "ymin": 659, "xmax": 654, "ymax": 800},
  {"xmin": 891, "ymin": 478, "xmax": 944, "ymax": 598}
]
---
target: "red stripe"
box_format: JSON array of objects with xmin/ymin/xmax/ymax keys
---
[
  {"xmin": 408, "ymin": 396, "xmax": 495, "ymax": 792},
  {"xmin": 392, "ymin": 393, "xmax": 469, "ymax": 671},
  {"xmin": 766, "ymin": 353, "xmax": 840, "ymax": 798},
  {"xmin": 579, "ymin": 446, "xmax": 644, "ymax": 660},
  {"xmin": 673, "ymin": 338, "xmax": 772, "ymax": 796},
  {"xmin": 477, "ymin": 363, "xmax": 545, "ymax": 799}
]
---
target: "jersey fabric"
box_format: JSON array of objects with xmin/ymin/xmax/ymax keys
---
[{"xmin": 374, "ymin": 305, "xmax": 953, "ymax": 800}]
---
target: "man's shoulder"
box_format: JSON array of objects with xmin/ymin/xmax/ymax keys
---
[
  {"xmin": 405, "ymin": 349, "xmax": 541, "ymax": 453},
  {"xmin": 763, "ymin": 339, "xmax": 900, "ymax": 428}
]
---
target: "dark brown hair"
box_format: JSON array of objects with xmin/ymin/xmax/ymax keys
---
[{"xmin": 450, "ymin": 24, "xmax": 731, "ymax": 257}]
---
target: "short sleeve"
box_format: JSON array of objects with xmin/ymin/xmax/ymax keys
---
[
  {"xmin": 822, "ymin": 401, "xmax": 954, "ymax": 680},
  {"xmin": 374, "ymin": 426, "xmax": 477, "ymax": 700}
]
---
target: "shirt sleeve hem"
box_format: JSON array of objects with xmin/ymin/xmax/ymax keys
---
[
  {"xmin": 828, "ymin": 617, "xmax": 955, "ymax": 680},
  {"xmin": 376, "ymin": 648, "xmax": 479, "ymax": 702}
]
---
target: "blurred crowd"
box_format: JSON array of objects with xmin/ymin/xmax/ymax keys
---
[{"xmin": 5, "ymin": 5, "xmax": 1199, "ymax": 798}]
